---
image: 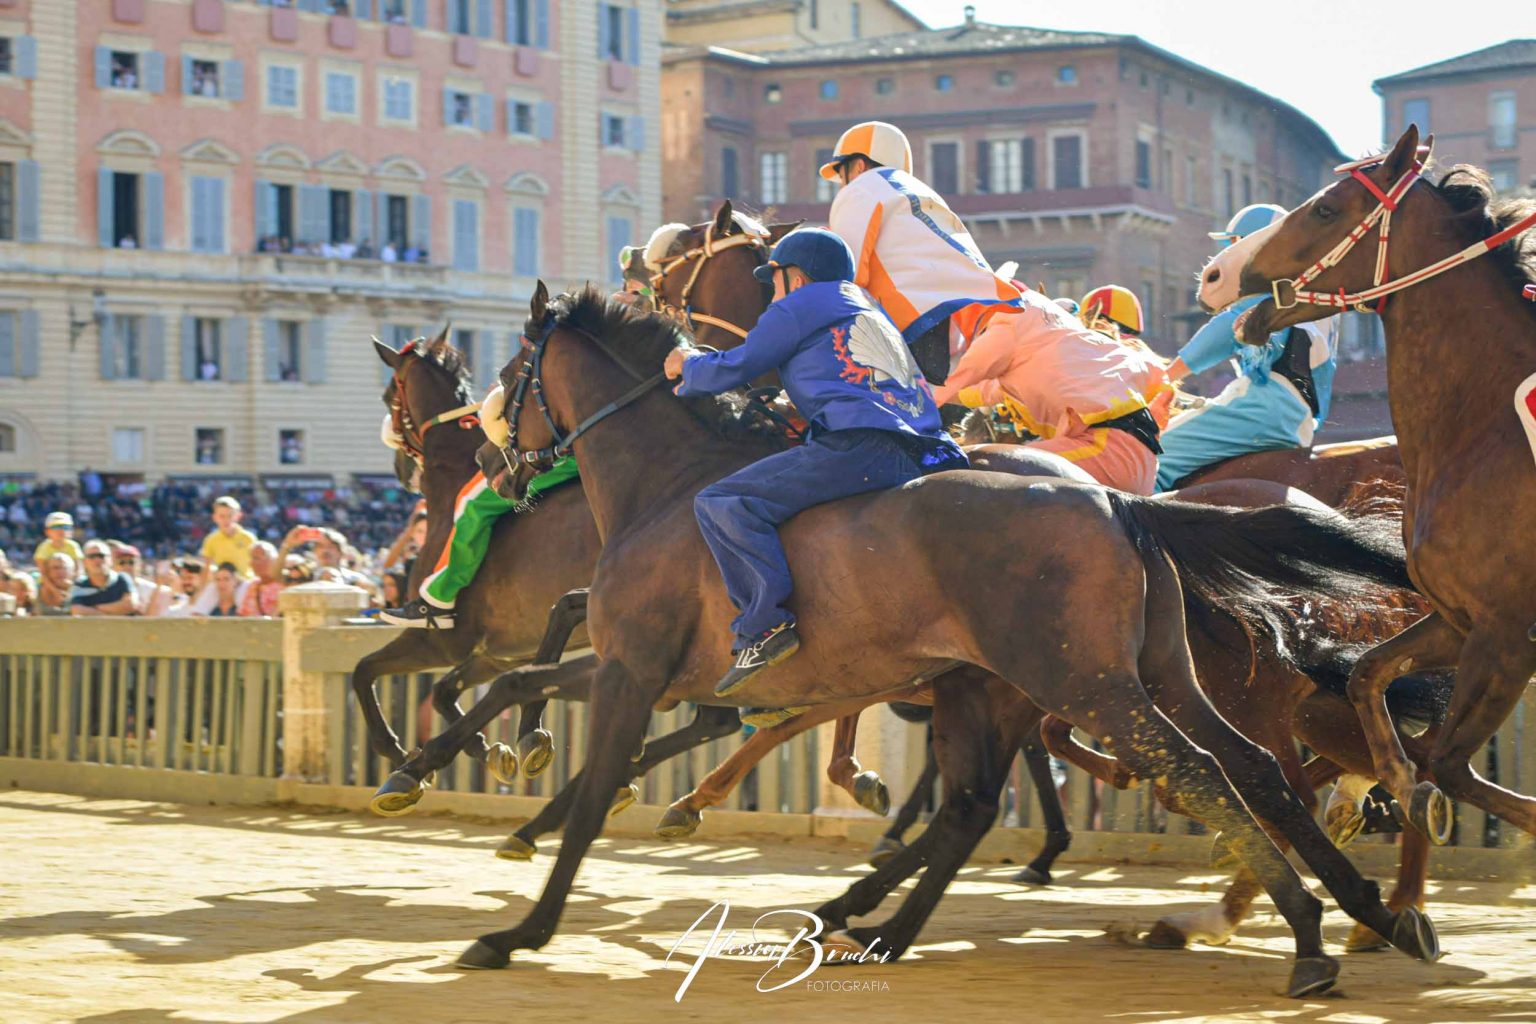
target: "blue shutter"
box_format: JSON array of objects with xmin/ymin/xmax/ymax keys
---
[
  {"xmin": 255, "ymin": 179, "xmax": 277, "ymax": 240},
  {"xmin": 533, "ymin": 0, "xmax": 549, "ymax": 48},
  {"xmin": 442, "ymin": 88, "xmax": 454, "ymax": 126},
  {"xmin": 263, "ymin": 320, "xmax": 281, "ymax": 381},
  {"xmin": 476, "ymin": 0, "xmax": 493, "ymax": 38},
  {"xmin": 597, "ymin": 3, "xmax": 611, "ymax": 60},
  {"xmin": 181, "ymin": 55, "xmax": 193, "ymax": 95},
  {"xmin": 513, "ymin": 206, "xmax": 538, "ymax": 277},
  {"xmin": 352, "ymin": 189, "xmax": 372, "ymax": 247},
  {"xmin": 143, "ymin": 172, "xmax": 165, "ymax": 250},
  {"xmin": 606, "ymin": 216, "xmax": 630, "ymax": 283},
  {"xmin": 0, "ymin": 314, "xmax": 13, "ymax": 376},
  {"xmin": 298, "ymin": 184, "xmax": 329, "ymax": 245},
  {"xmin": 224, "ymin": 60, "xmax": 244, "ymax": 102},
  {"xmin": 505, "ymin": 0, "xmax": 521, "ymax": 44},
  {"xmin": 305, "ymin": 319, "xmax": 328, "ymax": 383},
  {"xmin": 353, "ymin": 0, "xmax": 374, "ymax": 17},
  {"xmin": 475, "ymin": 92, "xmax": 493, "ymax": 132},
  {"xmin": 628, "ymin": 115, "xmax": 645, "ymax": 152},
  {"xmin": 208, "ymin": 177, "xmax": 226, "ymax": 252},
  {"xmin": 225, "ymin": 318, "xmax": 248, "ymax": 383},
  {"xmin": 535, "ymin": 100, "xmax": 554, "ymax": 140},
  {"xmin": 17, "ymin": 311, "xmax": 38, "ymax": 379},
  {"xmin": 180, "ymin": 315, "xmax": 198, "ymax": 380},
  {"xmin": 97, "ymin": 168, "xmax": 115, "ymax": 247},
  {"xmin": 411, "ymin": 193, "xmax": 431, "ymax": 252},
  {"xmin": 190, "ymin": 178, "xmax": 208, "ymax": 252},
  {"xmin": 411, "ymin": 0, "xmax": 427, "ymax": 28},
  {"xmin": 143, "ymin": 51, "xmax": 165, "ymax": 94},
  {"xmin": 17, "ymin": 159, "xmax": 38, "ymax": 242},
  {"xmin": 15, "ymin": 37, "xmax": 36, "ymax": 80},
  {"xmin": 453, "ymin": 199, "xmax": 478, "ymax": 271},
  {"xmin": 94, "ymin": 46, "xmax": 111, "ymax": 89},
  {"xmin": 626, "ymin": 5, "xmax": 640, "ymax": 65},
  {"xmin": 373, "ymin": 190, "xmax": 386, "ymax": 248},
  {"xmin": 99, "ymin": 317, "xmax": 117, "ymax": 379},
  {"xmin": 145, "ymin": 316, "xmax": 167, "ymax": 381}
]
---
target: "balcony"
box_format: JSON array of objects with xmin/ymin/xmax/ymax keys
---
[
  {"xmin": 238, "ymin": 252, "xmax": 451, "ymax": 294},
  {"xmin": 771, "ymin": 185, "xmax": 1178, "ymax": 229}
]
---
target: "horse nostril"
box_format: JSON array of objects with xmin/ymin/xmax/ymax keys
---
[{"xmin": 1204, "ymin": 267, "xmax": 1221, "ymax": 284}]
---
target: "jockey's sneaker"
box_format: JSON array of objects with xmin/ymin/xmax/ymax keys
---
[
  {"xmin": 379, "ymin": 599, "xmax": 455, "ymax": 630},
  {"xmin": 714, "ymin": 623, "xmax": 800, "ymax": 697},
  {"xmin": 740, "ymin": 705, "xmax": 811, "ymax": 729}
]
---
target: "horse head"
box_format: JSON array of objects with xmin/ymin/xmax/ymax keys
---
[{"xmin": 375, "ymin": 323, "xmax": 482, "ymax": 493}]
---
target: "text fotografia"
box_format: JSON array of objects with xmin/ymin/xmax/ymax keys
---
[{"xmin": 664, "ymin": 900, "xmax": 892, "ymax": 1001}]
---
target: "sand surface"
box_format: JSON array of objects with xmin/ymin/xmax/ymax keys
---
[{"xmin": 4, "ymin": 790, "xmax": 1535, "ymax": 1023}]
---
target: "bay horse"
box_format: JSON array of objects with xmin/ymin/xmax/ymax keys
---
[
  {"xmin": 380, "ymin": 285, "xmax": 1438, "ymax": 994},
  {"xmin": 1200, "ymin": 124, "xmax": 1536, "ymax": 844}
]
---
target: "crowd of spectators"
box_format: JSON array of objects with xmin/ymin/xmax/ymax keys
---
[
  {"xmin": 0, "ymin": 476, "xmax": 428, "ymax": 621},
  {"xmin": 255, "ymin": 235, "xmax": 430, "ymax": 264}
]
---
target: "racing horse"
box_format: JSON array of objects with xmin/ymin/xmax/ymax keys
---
[{"xmin": 1199, "ymin": 124, "xmax": 1536, "ymax": 844}]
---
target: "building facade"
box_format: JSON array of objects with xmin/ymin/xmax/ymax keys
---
[
  {"xmin": 0, "ymin": 0, "xmax": 661, "ymax": 484},
  {"xmin": 1375, "ymin": 39, "xmax": 1536, "ymax": 193},
  {"xmin": 665, "ymin": 0, "xmax": 921, "ymax": 54}
]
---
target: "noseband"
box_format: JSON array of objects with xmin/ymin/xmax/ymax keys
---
[
  {"xmin": 649, "ymin": 222, "xmax": 769, "ymax": 340},
  {"xmin": 388, "ymin": 340, "xmax": 482, "ymax": 463}
]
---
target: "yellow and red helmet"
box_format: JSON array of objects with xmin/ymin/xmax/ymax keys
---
[
  {"xmin": 818, "ymin": 121, "xmax": 914, "ymax": 181},
  {"xmin": 1080, "ymin": 285, "xmax": 1144, "ymax": 336}
]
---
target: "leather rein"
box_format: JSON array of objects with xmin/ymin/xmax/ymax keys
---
[{"xmin": 649, "ymin": 222, "xmax": 770, "ymax": 340}]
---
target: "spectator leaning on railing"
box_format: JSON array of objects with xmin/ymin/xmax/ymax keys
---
[
  {"xmin": 109, "ymin": 540, "xmax": 180, "ymax": 617},
  {"xmin": 70, "ymin": 540, "xmax": 138, "ymax": 617}
]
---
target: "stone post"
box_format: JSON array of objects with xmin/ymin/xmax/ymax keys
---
[{"xmin": 279, "ymin": 582, "xmax": 368, "ymax": 782}]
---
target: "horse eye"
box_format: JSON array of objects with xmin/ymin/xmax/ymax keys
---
[{"xmin": 1312, "ymin": 203, "xmax": 1337, "ymax": 222}]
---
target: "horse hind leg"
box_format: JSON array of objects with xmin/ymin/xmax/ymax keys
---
[
  {"xmin": 516, "ymin": 589, "xmax": 592, "ymax": 778},
  {"xmin": 825, "ymin": 711, "xmax": 890, "ymax": 816},
  {"xmin": 1011, "ymin": 734, "xmax": 1071, "ymax": 885}
]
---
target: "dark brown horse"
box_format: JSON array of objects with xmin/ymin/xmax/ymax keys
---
[
  {"xmin": 1203, "ymin": 124, "xmax": 1536, "ymax": 844},
  {"xmin": 378, "ymin": 286, "xmax": 1439, "ymax": 994}
]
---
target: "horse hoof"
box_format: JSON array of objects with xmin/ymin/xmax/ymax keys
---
[
  {"xmin": 868, "ymin": 835, "xmax": 903, "ymax": 869},
  {"xmin": 1010, "ymin": 865, "xmax": 1051, "ymax": 886},
  {"xmin": 823, "ymin": 929, "xmax": 868, "ymax": 961},
  {"xmin": 370, "ymin": 771, "xmax": 429, "ymax": 817},
  {"xmin": 1208, "ymin": 831, "xmax": 1242, "ymax": 870},
  {"xmin": 1344, "ymin": 923, "xmax": 1391, "ymax": 953},
  {"xmin": 518, "ymin": 730, "xmax": 554, "ymax": 779},
  {"xmin": 609, "ymin": 782, "xmax": 640, "ymax": 818},
  {"xmin": 1325, "ymin": 802, "xmax": 1366, "ymax": 849},
  {"xmin": 654, "ymin": 805, "xmax": 703, "ymax": 840},
  {"xmin": 487, "ymin": 742, "xmax": 519, "ymax": 786},
  {"xmin": 852, "ymin": 771, "xmax": 890, "ymax": 816},
  {"xmin": 495, "ymin": 833, "xmax": 537, "ymax": 861},
  {"xmin": 1409, "ymin": 782, "xmax": 1453, "ymax": 846},
  {"xmin": 1143, "ymin": 920, "xmax": 1189, "ymax": 950},
  {"xmin": 1389, "ymin": 905, "xmax": 1441, "ymax": 962},
  {"xmin": 456, "ymin": 939, "xmax": 511, "ymax": 970},
  {"xmin": 1286, "ymin": 955, "xmax": 1340, "ymax": 998}
]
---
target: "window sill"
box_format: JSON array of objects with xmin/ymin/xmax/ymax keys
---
[
  {"xmin": 320, "ymin": 109, "xmax": 361, "ymax": 124},
  {"xmin": 0, "ymin": 76, "xmax": 25, "ymax": 92},
  {"xmin": 447, "ymin": 123, "xmax": 482, "ymax": 135},
  {"xmin": 262, "ymin": 104, "xmax": 304, "ymax": 118},
  {"xmin": 185, "ymin": 95, "xmax": 231, "ymax": 109},
  {"xmin": 379, "ymin": 116, "xmax": 417, "ymax": 129},
  {"xmin": 104, "ymin": 88, "xmax": 151, "ymax": 101}
]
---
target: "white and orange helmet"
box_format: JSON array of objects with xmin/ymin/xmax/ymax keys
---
[{"xmin": 818, "ymin": 121, "xmax": 914, "ymax": 181}]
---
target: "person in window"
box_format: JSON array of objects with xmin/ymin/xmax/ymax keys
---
[
  {"xmin": 355, "ymin": 238, "xmax": 374, "ymax": 260},
  {"xmin": 403, "ymin": 243, "xmax": 421, "ymax": 263},
  {"xmin": 70, "ymin": 540, "xmax": 139, "ymax": 617},
  {"xmin": 199, "ymin": 358, "xmax": 219, "ymax": 381},
  {"xmin": 380, "ymin": 240, "xmax": 398, "ymax": 263},
  {"xmin": 118, "ymin": 235, "xmax": 137, "ymax": 250}
]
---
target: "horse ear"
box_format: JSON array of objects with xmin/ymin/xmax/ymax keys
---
[
  {"xmin": 531, "ymin": 280, "xmax": 549, "ymax": 322},
  {"xmin": 372, "ymin": 337, "xmax": 402, "ymax": 368},
  {"xmin": 712, "ymin": 199, "xmax": 735, "ymax": 237},
  {"xmin": 1380, "ymin": 124, "xmax": 1421, "ymax": 180},
  {"xmin": 427, "ymin": 322, "xmax": 452, "ymax": 352},
  {"xmin": 768, "ymin": 219, "xmax": 804, "ymax": 244}
]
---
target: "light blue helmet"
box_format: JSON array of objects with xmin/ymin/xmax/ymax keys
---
[{"xmin": 1209, "ymin": 203, "xmax": 1287, "ymax": 249}]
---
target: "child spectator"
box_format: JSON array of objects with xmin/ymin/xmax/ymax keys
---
[
  {"xmin": 201, "ymin": 495, "xmax": 258, "ymax": 577},
  {"xmin": 34, "ymin": 511, "xmax": 83, "ymax": 571}
]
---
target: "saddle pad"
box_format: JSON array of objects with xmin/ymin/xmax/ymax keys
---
[
  {"xmin": 1517, "ymin": 372, "xmax": 1536, "ymax": 470},
  {"xmin": 1314, "ymin": 435, "xmax": 1397, "ymax": 458}
]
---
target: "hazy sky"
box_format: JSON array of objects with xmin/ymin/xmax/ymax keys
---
[{"xmin": 898, "ymin": 0, "xmax": 1520, "ymax": 156}]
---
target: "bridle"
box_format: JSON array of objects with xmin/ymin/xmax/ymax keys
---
[
  {"xmin": 494, "ymin": 304, "xmax": 668, "ymax": 476},
  {"xmin": 387, "ymin": 340, "xmax": 482, "ymax": 463},
  {"xmin": 649, "ymin": 221, "xmax": 769, "ymax": 340},
  {"xmin": 1271, "ymin": 141, "xmax": 1536, "ymax": 314}
]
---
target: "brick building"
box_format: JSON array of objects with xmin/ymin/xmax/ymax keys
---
[
  {"xmin": 665, "ymin": 0, "xmax": 922, "ymax": 54},
  {"xmin": 0, "ymin": 0, "xmax": 661, "ymax": 484},
  {"xmin": 1375, "ymin": 39, "xmax": 1536, "ymax": 193}
]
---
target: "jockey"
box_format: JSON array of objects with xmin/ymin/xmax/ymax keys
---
[
  {"xmin": 1154, "ymin": 204, "xmax": 1341, "ymax": 491},
  {"xmin": 823, "ymin": 120, "xmax": 1022, "ymax": 384},
  {"xmin": 663, "ymin": 228, "xmax": 967, "ymax": 698},
  {"xmin": 1079, "ymin": 284, "xmax": 1176, "ymax": 427}
]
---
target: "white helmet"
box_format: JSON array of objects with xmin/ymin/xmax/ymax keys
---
[{"xmin": 818, "ymin": 121, "xmax": 913, "ymax": 181}]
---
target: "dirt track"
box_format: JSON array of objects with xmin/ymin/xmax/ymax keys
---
[{"xmin": 4, "ymin": 790, "xmax": 1535, "ymax": 1023}]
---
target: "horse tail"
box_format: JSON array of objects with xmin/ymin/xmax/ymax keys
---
[
  {"xmin": 1106, "ymin": 492, "xmax": 1413, "ymax": 661},
  {"xmin": 1290, "ymin": 631, "xmax": 1456, "ymax": 733}
]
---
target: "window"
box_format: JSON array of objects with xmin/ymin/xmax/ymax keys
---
[
  {"xmin": 114, "ymin": 316, "xmax": 143, "ymax": 380},
  {"xmin": 1186, "ymin": 87, "xmax": 1195, "ymax": 105},
  {"xmin": 382, "ymin": 0, "xmax": 407, "ymax": 21},
  {"xmin": 384, "ymin": 194, "xmax": 408, "ymax": 249},
  {"xmin": 111, "ymin": 51, "xmax": 140, "ymax": 90},
  {"xmin": 189, "ymin": 175, "xmax": 226, "ymax": 253},
  {"xmin": 195, "ymin": 428, "xmax": 224, "ymax": 466},
  {"xmin": 1242, "ymin": 173, "xmax": 1252, "ymax": 208},
  {"xmin": 508, "ymin": 0, "xmax": 535, "ymax": 45},
  {"xmin": 190, "ymin": 58, "xmax": 220, "ymax": 98},
  {"xmin": 112, "ymin": 428, "xmax": 145, "ymax": 465},
  {"xmin": 988, "ymin": 139, "xmax": 1025, "ymax": 193},
  {"xmin": 277, "ymin": 320, "xmax": 303, "ymax": 381},
  {"xmin": 0, "ymin": 162, "xmax": 15, "ymax": 241},
  {"xmin": 328, "ymin": 189, "xmax": 352, "ymax": 244},
  {"xmin": 449, "ymin": 0, "xmax": 473, "ymax": 34},
  {"xmin": 0, "ymin": 424, "xmax": 12, "ymax": 453},
  {"xmin": 815, "ymin": 147, "xmax": 835, "ymax": 202},
  {"xmin": 1051, "ymin": 134, "xmax": 1082, "ymax": 190},
  {"xmin": 194, "ymin": 318, "xmax": 222, "ymax": 381},
  {"xmin": 995, "ymin": 70, "xmax": 1015, "ymax": 87},
  {"xmin": 279, "ymin": 429, "xmax": 304, "ymax": 466},
  {"xmin": 875, "ymin": 77, "xmax": 893, "ymax": 96},
  {"xmin": 508, "ymin": 98, "xmax": 534, "ymax": 135},
  {"xmin": 851, "ymin": 1, "xmax": 861, "ymax": 38},
  {"xmin": 0, "ymin": 39, "xmax": 11, "ymax": 77},
  {"xmin": 934, "ymin": 74, "xmax": 953, "ymax": 92},
  {"xmin": 383, "ymin": 76, "xmax": 414, "ymax": 122},
  {"xmin": 1185, "ymin": 154, "xmax": 1197, "ymax": 207},
  {"xmin": 1135, "ymin": 139, "xmax": 1151, "ymax": 188},
  {"xmin": 1139, "ymin": 282, "xmax": 1155, "ymax": 328},
  {"xmin": 1491, "ymin": 91, "xmax": 1517, "ymax": 150},
  {"xmin": 449, "ymin": 89, "xmax": 474, "ymax": 127},
  {"xmin": 1161, "ymin": 148, "xmax": 1172, "ymax": 195},
  {"xmin": 513, "ymin": 206, "xmax": 540, "ymax": 277},
  {"xmin": 721, "ymin": 146, "xmax": 738, "ymax": 198},
  {"xmin": 1058, "ymin": 65, "xmax": 1078, "ymax": 85},
  {"xmin": 606, "ymin": 215, "xmax": 631, "ymax": 286},
  {"xmin": 819, "ymin": 79, "xmax": 839, "ymax": 100},
  {"xmin": 112, "ymin": 171, "xmax": 141, "ymax": 249},
  {"xmin": 929, "ymin": 141, "xmax": 958, "ymax": 196},
  {"xmin": 452, "ymin": 328, "xmax": 476, "ymax": 376},
  {"xmin": 1222, "ymin": 168, "xmax": 1234, "ymax": 218},
  {"xmin": 760, "ymin": 152, "xmax": 787, "ymax": 205},
  {"xmin": 600, "ymin": 2, "xmax": 625, "ymax": 61},
  {"xmin": 764, "ymin": 83, "xmax": 782, "ymax": 103},
  {"xmin": 603, "ymin": 114, "xmax": 626, "ymax": 147},
  {"xmin": 0, "ymin": 313, "xmax": 16, "ymax": 377},
  {"xmin": 809, "ymin": 0, "xmax": 819, "ymax": 29},
  {"xmin": 325, "ymin": 71, "xmax": 356, "ymax": 114},
  {"xmin": 1489, "ymin": 160, "xmax": 1519, "ymax": 192},
  {"xmin": 267, "ymin": 65, "xmax": 298, "ymax": 108},
  {"xmin": 1402, "ymin": 97, "xmax": 1430, "ymax": 134}
]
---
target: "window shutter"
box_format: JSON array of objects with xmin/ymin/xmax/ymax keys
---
[
  {"xmin": 442, "ymin": 88, "xmax": 454, "ymax": 126},
  {"xmin": 373, "ymin": 191, "xmax": 386, "ymax": 247},
  {"xmin": 94, "ymin": 46, "xmax": 111, "ymax": 89},
  {"xmin": 99, "ymin": 317, "xmax": 118, "ymax": 379},
  {"xmin": 189, "ymin": 178, "xmax": 207, "ymax": 252},
  {"xmin": 976, "ymin": 140, "xmax": 991, "ymax": 194},
  {"xmin": 411, "ymin": 0, "xmax": 427, "ymax": 28},
  {"xmin": 473, "ymin": 331, "xmax": 495, "ymax": 391},
  {"xmin": 535, "ymin": 100, "xmax": 555, "ymax": 140},
  {"xmin": 0, "ymin": 313, "xmax": 13, "ymax": 376},
  {"xmin": 143, "ymin": 51, "xmax": 165, "ymax": 94},
  {"xmin": 181, "ymin": 55, "xmax": 193, "ymax": 96},
  {"xmin": 533, "ymin": 0, "xmax": 549, "ymax": 48},
  {"xmin": 476, "ymin": 0, "xmax": 493, "ymax": 38},
  {"xmin": 476, "ymin": 92, "xmax": 493, "ymax": 132},
  {"xmin": 180, "ymin": 315, "xmax": 198, "ymax": 380},
  {"xmin": 626, "ymin": 5, "xmax": 640, "ymax": 65},
  {"xmin": 208, "ymin": 177, "xmax": 226, "ymax": 252},
  {"xmin": 254, "ymin": 179, "xmax": 276, "ymax": 240},
  {"xmin": 305, "ymin": 319, "xmax": 328, "ymax": 383},
  {"xmin": 1021, "ymin": 137, "xmax": 1036, "ymax": 191},
  {"xmin": 17, "ymin": 159, "xmax": 39, "ymax": 242},
  {"xmin": 352, "ymin": 189, "xmax": 372, "ymax": 246},
  {"xmin": 15, "ymin": 37, "xmax": 36, "ymax": 80},
  {"xmin": 143, "ymin": 171, "xmax": 165, "ymax": 250},
  {"xmin": 263, "ymin": 320, "xmax": 281, "ymax": 382},
  {"xmin": 224, "ymin": 59, "xmax": 243, "ymax": 102},
  {"xmin": 411, "ymin": 193, "xmax": 431, "ymax": 251},
  {"xmin": 597, "ymin": 3, "xmax": 611, "ymax": 59},
  {"xmin": 145, "ymin": 316, "xmax": 167, "ymax": 381},
  {"xmin": 225, "ymin": 317, "xmax": 248, "ymax": 383},
  {"xmin": 17, "ymin": 311, "xmax": 38, "ymax": 378},
  {"xmin": 453, "ymin": 199, "xmax": 478, "ymax": 271},
  {"xmin": 98, "ymin": 168, "xmax": 115, "ymax": 247},
  {"xmin": 353, "ymin": 0, "xmax": 374, "ymax": 18},
  {"xmin": 513, "ymin": 206, "xmax": 538, "ymax": 276},
  {"xmin": 628, "ymin": 115, "xmax": 645, "ymax": 152},
  {"xmin": 299, "ymin": 184, "xmax": 328, "ymax": 245}
]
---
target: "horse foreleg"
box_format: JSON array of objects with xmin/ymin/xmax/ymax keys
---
[
  {"xmin": 514, "ymin": 588, "xmax": 593, "ymax": 778},
  {"xmin": 350, "ymin": 632, "xmax": 459, "ymax": 764},
  {"xmin": 1012, "ymin": 735, "xmax": 1071, "ymax": 884},
  {"xmin": 1041, "ymin": 714, "xmax": 1134, "ymax": 789}
]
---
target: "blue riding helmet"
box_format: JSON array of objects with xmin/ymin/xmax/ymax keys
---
[
  {"xmin": 1209, "ymin": 203, "xmax": 1287, "ymax": 249},
  {"xmin": 752, "ymin": 228, "xmax": 856, "ymax": 285}
]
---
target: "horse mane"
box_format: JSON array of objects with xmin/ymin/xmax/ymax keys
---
[
  {"xmin": 528, "ymin": 286, "xmax": 789, "ymax": 448},
  {"xmin": 1432, "ymin": 165, "xmax": 1536, "ymax": 302},
  {"xmin": 641, "ymin": 210, "xmax": 770, "ymax": 273},
  {"xmin": 418, "ymin": 334, "xmax": 475, "ymax": 402}
]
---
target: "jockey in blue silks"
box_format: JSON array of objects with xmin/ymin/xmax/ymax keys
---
[
  {"xmin": 1154, "ymin": 204, "xmax": 1342, "ymax": 491},
  {"xmin": 662, "ymin": 228, "xmax": 967, "ymax": 700}
]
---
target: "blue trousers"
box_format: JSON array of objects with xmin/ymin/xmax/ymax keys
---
[
  {"xmin": 1155, "ymin": 378, "xmax": 1314, "ymax": 491},
  {"xmin": 694, "ymin": 429, "xmax": 925, "ymax": 647}
]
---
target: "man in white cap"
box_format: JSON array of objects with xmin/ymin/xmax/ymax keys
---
[{"xmin": 34, "ymin": 511, "xmax": 83, "ymax": 572}]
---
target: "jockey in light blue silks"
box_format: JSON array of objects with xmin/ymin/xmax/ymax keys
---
[{"xmin": 1154, "ymin": 204, "xmax": 1342, "ymax": 491}]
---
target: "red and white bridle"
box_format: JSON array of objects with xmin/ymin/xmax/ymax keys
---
[{"xmin": 1272, "ymin": 141, "xmax": 1536, "ymax": 313}]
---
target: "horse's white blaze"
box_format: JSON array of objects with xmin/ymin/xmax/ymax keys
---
[{"xmin": 1197, "ymin": 217, "xmax": 1287, "ymax": 312}]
